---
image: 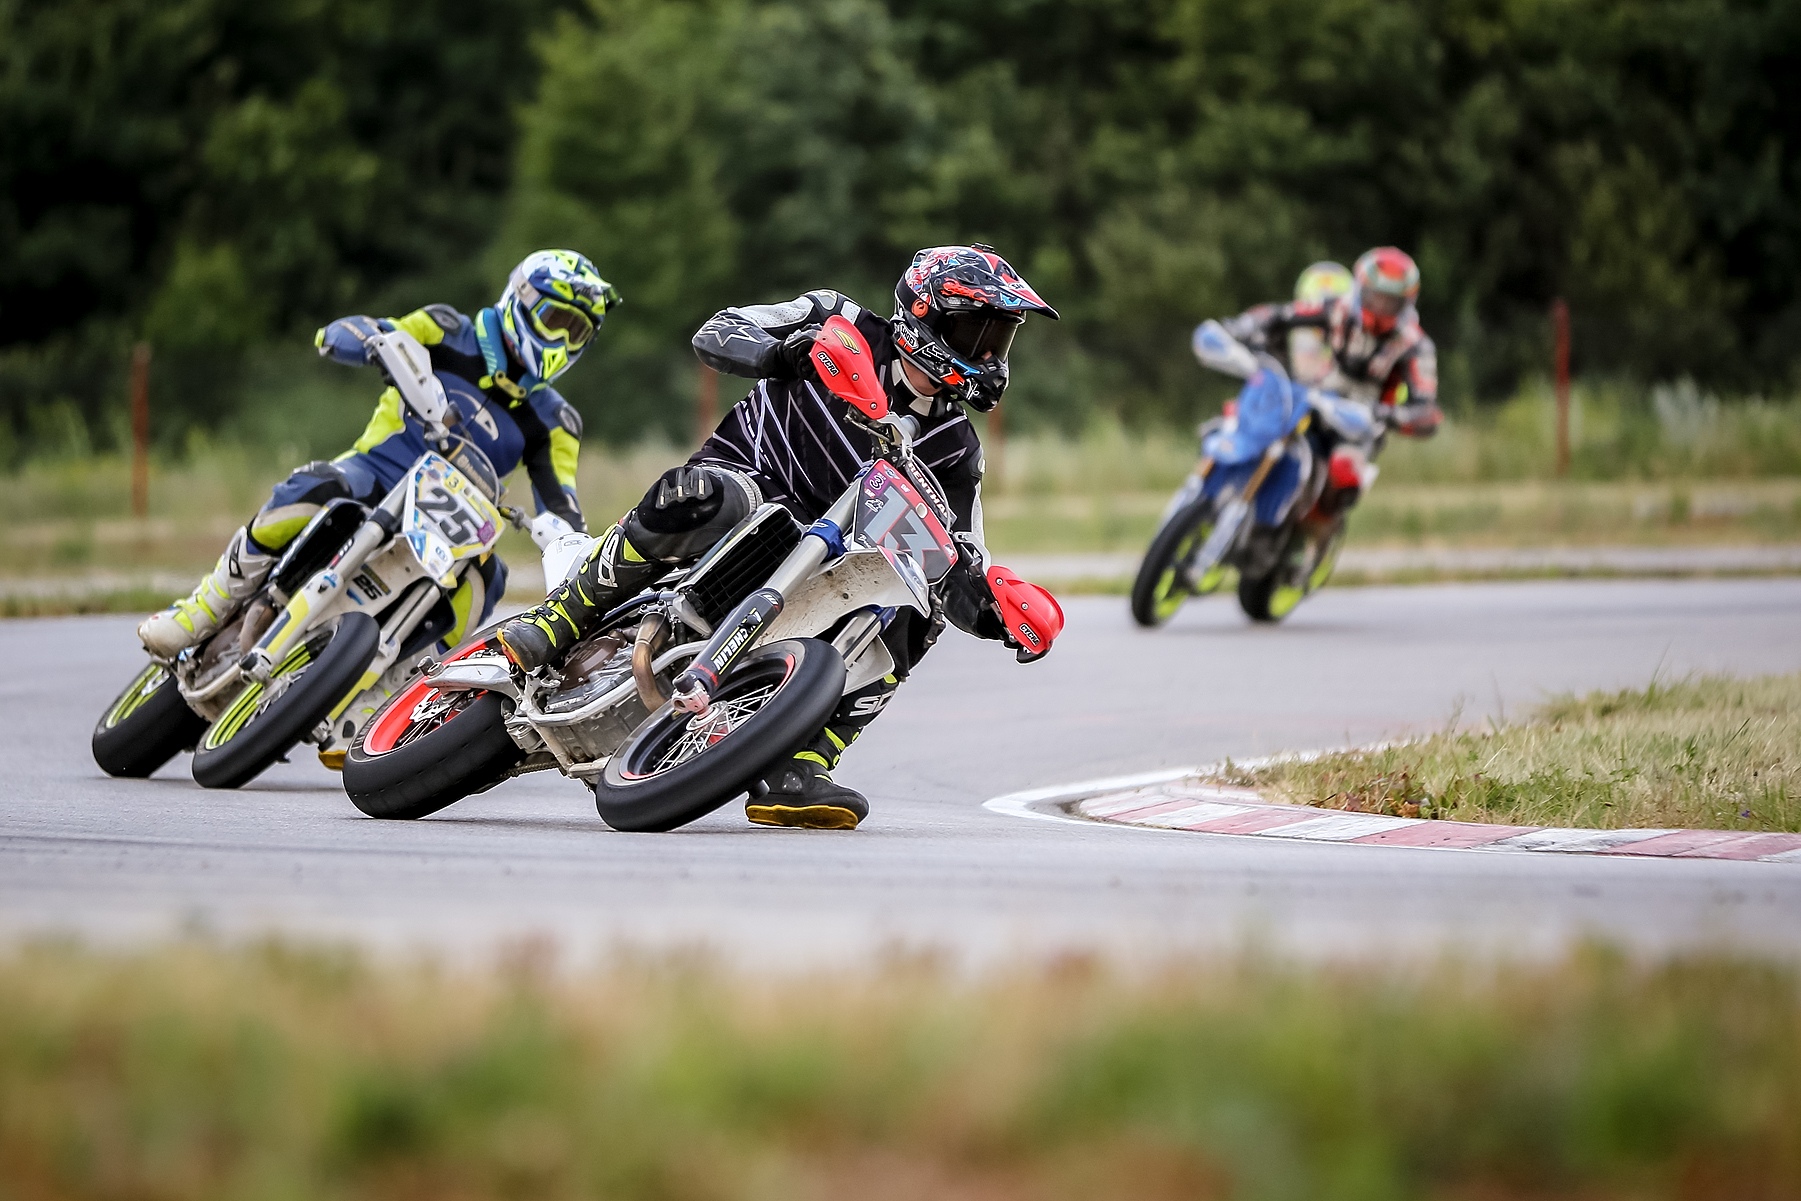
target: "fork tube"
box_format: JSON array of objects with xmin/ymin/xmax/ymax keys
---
[
  {"xmin": 249, "ymin": 492, "xmax": 403, "ymax": 671},
  {"xmin": 1237, "ymin": 439, "xmax": 1286, "ymax": 505},
  {"xmin": 672, "ymin": 480, "xmax": 858, "ymax": 702}
]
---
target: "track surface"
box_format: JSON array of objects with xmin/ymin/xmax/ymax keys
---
[{"xmin": 6, "ymin": 578, "xmax": 1801, "ymax": 965}]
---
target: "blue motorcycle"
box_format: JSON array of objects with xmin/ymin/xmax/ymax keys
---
[{"xmin": 1130, "ymin": 321, "xmax": 1378, "ymax": 626}]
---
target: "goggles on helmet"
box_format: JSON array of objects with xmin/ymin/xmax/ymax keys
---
[
  {"xmin": 939, "ymin": 311, "xmax": 1023, "ymax": 364},
  {"xmin": 529, "ymin": 297, "xmax": 597, "ymax": 349}
]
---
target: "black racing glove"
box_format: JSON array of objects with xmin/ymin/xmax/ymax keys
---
[
  {"xmin": 1388, "ymin": 401, "xmax": 1444, "ymax": 437},
  {"xmin": 771, "ymin": 325, "xmax": 823, "ymax": 382},
  {"xmin": 939, "ymin": 556, "xmax": 1006, "ymax": 641}
]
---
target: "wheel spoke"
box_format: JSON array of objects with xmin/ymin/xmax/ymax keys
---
[{"xmin": 649, "ymin": 683, "xmax": 777, "ymax": 775}]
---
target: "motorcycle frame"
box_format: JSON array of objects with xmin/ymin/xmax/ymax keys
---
[{"xmin": 430, "ymin": 414, "xmax": 954, "ymax": 778}]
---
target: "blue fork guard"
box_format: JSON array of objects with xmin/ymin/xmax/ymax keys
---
[{"xmin": 1201, "ymin": 452, "xmax": 1306, "ymax": 528}]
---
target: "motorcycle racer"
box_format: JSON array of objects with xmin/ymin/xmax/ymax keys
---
[
  {"xmin": 1216, "ymin": 247, "xmax": 1442, "ymax": 436},
  {"xmin": 138, "ymin": 250, "xmax": 620, "ymax": 664},
  {"xmin": 1286, "ymin": 260, "xmax": 1353, "ymax": 385},
  {"xmin": 497, "ymin": 244, "xmax": 1061, "ymax": 830},
  {"xmin": 1207, "ymin": 246, "xmax": 1442, "ymax": 513}
]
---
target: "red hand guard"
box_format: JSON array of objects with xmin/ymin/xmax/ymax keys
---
[
  {"xmin": 986, "ymin": 566, "xmax": 1063, "ymax": 661},
  {"xmin": 810, "ymin": 316, "xmax": 887, "ymax": 420}
]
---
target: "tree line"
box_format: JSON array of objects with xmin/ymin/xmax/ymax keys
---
[{"xmin": 3, "ymin": 0, "xmax": 1797, "ymax": 453}]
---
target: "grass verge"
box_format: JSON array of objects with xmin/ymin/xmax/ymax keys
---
[
  {"xmin": 1231, "ymin": 672, "xmax": 1801, "ymax": 832},
  {"xmin": 0, "ymin": 587, "xmax": 180, "ymax": 619},
  {"xmin": 4, "ymin": 941, "xmax": 1801, "ymax": 1200}
]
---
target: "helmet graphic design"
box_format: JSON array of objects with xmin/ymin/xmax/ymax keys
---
[
  {"xmin": 892, "ymin": 244, "xmax": 1058, "ymax": 413},
  {"xmin": 1295, "ymin": 260, "xmax": 1353, "ymax": 305},
  {"xmin": 498, "ymin": 250, "xmax": 621, "ymax": 385},
  {"xmin": 1352, "ymin": 247, "xmax": 1419, "ymax": 335}
]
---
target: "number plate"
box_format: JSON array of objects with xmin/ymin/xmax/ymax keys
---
[
  {"xmin": 852, "ymin": 460, "xmax": 957, "ymax": 582},
  {"xmin": 402, "ymin": 453, "xmax": 505, "ymax": 586}
]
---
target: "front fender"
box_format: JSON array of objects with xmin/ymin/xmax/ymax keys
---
[{"xmin": 758, "ymin": 546, "xmax": 927, "ymax": 645}]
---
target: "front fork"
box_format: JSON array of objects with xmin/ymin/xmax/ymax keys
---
[
  {"xmin": 1192, "ymin": 438, "xmax": 1289, "ymax": 572},
  {"xmin": 239, "ymin": 488, "xmax": 405, "ymax": 682},
  {"xmin": 668, "ymin": 486, "xmax": 858, "ymax": 715}
]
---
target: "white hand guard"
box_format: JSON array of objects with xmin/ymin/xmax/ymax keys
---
[{"xmin": 530, "ymin": 510, "xmax": 576, "ymax": 550}]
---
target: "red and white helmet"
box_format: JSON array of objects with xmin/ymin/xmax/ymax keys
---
[
  {"xmin": 1352, "ymin": 247, "xmax": 1420, "ymax": 335},
  {"xmin": 892, "ymin": 245, "xmax": 1058, "ymax": 413}
]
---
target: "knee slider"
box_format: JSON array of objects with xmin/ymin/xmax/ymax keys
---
[{"xmin": 623, "ymin": 465, "xmax": 761, "ymax": 562}]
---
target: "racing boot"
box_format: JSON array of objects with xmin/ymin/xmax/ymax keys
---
[
  {"xmin": 138, "ymin": 526, "xmax": 274, "ymax": 658},
  {"xmin": 745, "ymin": 672, "xmax": 900, "ymax": 829},
  {"xmin": 496, "ymin": 524, "xmax": 663, "ymax": 672},
  {"xmin": 746, "ymin": 745, "xmax": 870, "ymax": 829}
]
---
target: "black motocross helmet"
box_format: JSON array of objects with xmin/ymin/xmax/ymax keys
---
[{"xmin": 892, "ymin": 244, "xmax": 1059, "ymax": 412}]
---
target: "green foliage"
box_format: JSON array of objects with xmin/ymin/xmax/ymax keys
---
[
  {"xmin": 4, "ymin": 942, "xmax": 1801, "ymax": 1199},
  {"xmin": 0, "ymin": 0, "xmax": 569, "ymax": 449},
  {"xmin": 510, "ymin": 0, "xmax": 1801, "ymax": 437},
  {"xmin": 3, "ymin": 0, "xmax": 1799, "ymax": 455}
]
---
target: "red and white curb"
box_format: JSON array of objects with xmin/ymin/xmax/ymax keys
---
[{"xmin": 984, "ymin": 766, "xmax": 1801, "ymax": 863}]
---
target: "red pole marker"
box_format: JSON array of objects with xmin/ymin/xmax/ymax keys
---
[{"xmin": 130, "ymin": 341, "xmax": 151, "ymax": 518}]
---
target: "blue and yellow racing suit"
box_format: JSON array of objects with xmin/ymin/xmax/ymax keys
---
[{"xmin": 247, "ymin": 303, "xmax": 587, "ymax": 647}]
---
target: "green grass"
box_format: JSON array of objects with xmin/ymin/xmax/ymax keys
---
[
  {"xmin": 1232, "ymin": 672, "xmax": 1801, "ymax": 832},
  {"xmin": 4, "ymin": 941, "xmax": 1801, "ymax": 1201}
]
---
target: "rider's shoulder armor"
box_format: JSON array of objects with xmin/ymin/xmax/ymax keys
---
[
  {"xmin": 803, "ymin": 289, "xmax": 863, "ymax": 323},
  {"xmin": 527, "ymin": 387, "xmax": 583, "ymax": 439}
]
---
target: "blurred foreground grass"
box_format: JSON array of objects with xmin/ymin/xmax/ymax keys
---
[
  {"xmin": 4, "ymin": 941, "xmax": 1801, "ymax": 1201},
  {"xmin": 1235, "ymin": 672, "xmax": 1801, "ymax": 832},
  {"xmin": 3, "ymin": 388, "xmax": 1799, "ymax": 609}
]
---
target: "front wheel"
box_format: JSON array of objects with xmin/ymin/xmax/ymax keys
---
[
  {"xmin": 594, "ymin": 638, "xmax": 846, "ymax": 832},
  {"xmin": 92, "ymin": 661, "xmax": 208, "ymax": 778},
  {"xmin": 1130, "ymin": 496, "xmax": 1226, "ymax": 628},
  {"xmin": 344, "ymin": 675, "xmax": 523, "ymax": 819},
  {"xmin": 191, "ymin": 613, "xmax": 381, "ymax": 789}
]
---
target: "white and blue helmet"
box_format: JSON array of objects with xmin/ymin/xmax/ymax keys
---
[{"xmin": 497, "ymin": 250, "xmax": 621, "ymax": 384}]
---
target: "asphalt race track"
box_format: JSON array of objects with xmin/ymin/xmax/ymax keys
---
[{"xmin": 5, "ymin": 578, "xmax": 1801, "ymax": 966}]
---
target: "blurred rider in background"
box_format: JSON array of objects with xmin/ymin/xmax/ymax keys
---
[
  {"xmin": 1206, "ymin": 246, "xmax": 1443, "ymax": 513},
  {"xmin": 139, "ymin": 250, "xmax": 620, "ymax": 667},
  {"xmin": 1285, "ymin": 260, "xmax": 1353, "ymax": 384},
  {"xmin": 497, "ymin": 245, "xmax": 1063, "ymax": 830},
  {"xmin": 1218, "ymin": 247, "xmax": 1441, "ymax": 433}
]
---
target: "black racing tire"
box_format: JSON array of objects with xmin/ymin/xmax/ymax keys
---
[
  {"xmin": 92, "ymin": 662, "xmax": 208, "ymax": 778},
  {"xmin": 191, "ymin": 612, "xmax": 381, "ymax": 789},
  {"xmin": 344, "ymin": 689, "xmax": 522, "ymax": 820},
  {"xmin": 1238, "ymin": 518, "xmax": 1345, "ymax": 624},
  {"xmin": 594, "ymin": 638, "xmax": 846, "ymax": 832},
  {"xmin": 1236, "ymin": 570, "xmax": 1297, "ymax": 623},
  {"xmin": 1130, "ymin": 496, "xmax": 1219, "ymax": 628}
]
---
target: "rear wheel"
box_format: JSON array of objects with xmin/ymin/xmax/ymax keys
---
[
  {"xmin": 1237, "ymin": 519, "xmax": 1346, "ymax": 624},
  {"xmin": 191, "ymin": 613, "xmax": 381, "ymax": 789},
  {"xmin": 92, "ymin": 662, "xmax": 207, "ymax": 778},
  {"xmin": 344, "ymin": 660, "xmax": 524, "ymax": 820},
  {"xmin": 1236, "ymin": 570, "xmax": 1305, "ymax": 623},
  {"xmin": 594, "ymin": 638, "xmax": 846, "ymax": 832},
  {"xmin": 1130, "ymin": 497, "xmax": 1226, "ymax": 627}
]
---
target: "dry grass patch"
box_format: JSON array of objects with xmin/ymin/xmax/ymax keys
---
[{"xmin": 1233, "ymin": 672, "xmax": 1801, "ymax": 831}]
